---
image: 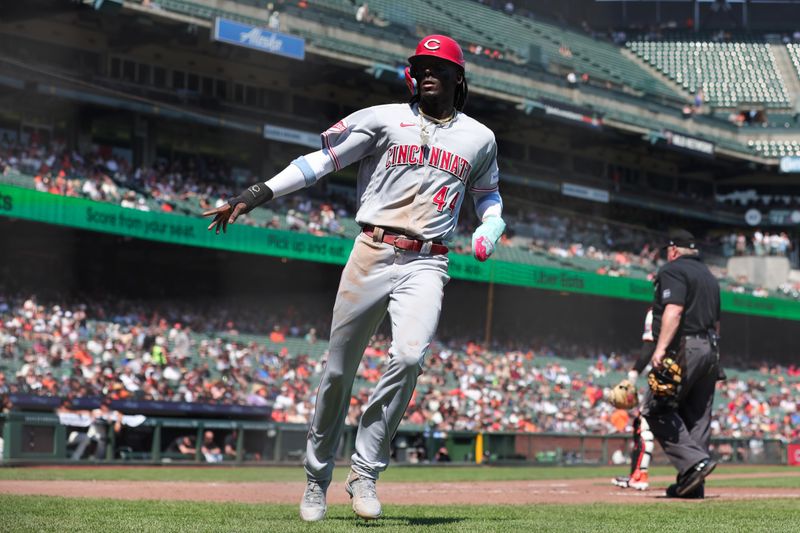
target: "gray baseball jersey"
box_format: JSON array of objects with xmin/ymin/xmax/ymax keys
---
[
  {"xmin": 321, "ymin": 103, "xmax": 499, "ymax": 241},
  {"xmin": 304, "ymin": 101, "xmax": 501, "ymax": 488}
]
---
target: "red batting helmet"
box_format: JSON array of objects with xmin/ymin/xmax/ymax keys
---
[{"xmin": 408, "ymin": 35, "xmax": 465, "ymax": 70}]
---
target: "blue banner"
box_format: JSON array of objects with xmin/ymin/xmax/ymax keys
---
[{"xmin": 213, "ymin": 17, "xmax": 305, "ymax": 61}]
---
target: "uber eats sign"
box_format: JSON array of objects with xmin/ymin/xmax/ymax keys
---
[{"xmin": 2, "ymin": 184, "xmax": 800, "ymax": 320}]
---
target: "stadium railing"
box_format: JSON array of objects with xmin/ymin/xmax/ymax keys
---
[
  {"xmin": 1, "ymin": 411, "xmax": 790, "ymax": 465},
  {"xmin": 0, "ymin": 410, "xmax": 273, "ymax": 464}
]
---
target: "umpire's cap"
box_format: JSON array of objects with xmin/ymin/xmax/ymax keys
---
[{"xmin": 663, "ymin": 229, "xmax": 697, "ymax": 249}]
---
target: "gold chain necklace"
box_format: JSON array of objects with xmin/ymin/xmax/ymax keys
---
[{"xmin": 418, "ymin": 107, "xmax": 456, "ymax": 146}]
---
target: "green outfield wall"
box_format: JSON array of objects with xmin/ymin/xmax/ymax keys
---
[
  {"xmin": 2, "ymin": 184, "xmax": 799, "ymax": 320},
  {"xmin": 0, "ymin": 412, "xmax": 789, "ymax": 465}
]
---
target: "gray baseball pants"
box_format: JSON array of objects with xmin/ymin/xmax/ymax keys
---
[
  {"xmin": 643, "ymin": 336, "xmax": 718, "ymax": 476},
  {"xmin": 304, "ymin": 232, "xmax": 449, "ymax": 482}
]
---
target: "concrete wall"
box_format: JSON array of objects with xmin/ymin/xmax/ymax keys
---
[{"xmin": 727, "ymin": 256, "xmax": 791, "ymax": 289}]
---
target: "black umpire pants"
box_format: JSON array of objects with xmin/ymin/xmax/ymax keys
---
[{"xmin": 642, "ymin": 337, "xmax": 719, "ymax": 476}]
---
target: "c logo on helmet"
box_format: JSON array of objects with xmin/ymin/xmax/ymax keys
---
[{"xmin": 423, "ymin": 38, "xmax": 441, "ymax": 51}]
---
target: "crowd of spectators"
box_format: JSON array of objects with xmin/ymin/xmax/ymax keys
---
[
  {"xmin": 716, "ymin": 189, "xmax": 800, "ymax": 210},
  {"xmin": 0, "ymin": 134, "xmax": 664, "ymax": 270},
  {"xmin": 714, "ymin": 369, "xmax": 800, "ymax": 443},
  {"xmin": 507, "ymin": 208, "xmax": 662, "ymax": 276},
  {"xmin": 2, "ymin": 295, "xmax": 798, "ymax": 444},
  {"xmin": 777, "ymin": 281, "xmax": 800, "ymax": 300},
  {"xmin": 0, "ymin": 294, "xmax": 327, "ymax": 410},
  {"xmin": 0, "ymin": 132, "xmax": 354, "ymax": 238},
  {"xmin": 720, "ymin": 231, "xmax": 792, "ymax": 259},
  {"xmin": 2, "ymin": 134, "xmax": 799, "ymax": 296}
]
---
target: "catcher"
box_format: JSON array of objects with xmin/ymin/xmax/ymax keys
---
[{"xmin": 608, "ymin": 308, "xmax": 654, "ymax": 491}]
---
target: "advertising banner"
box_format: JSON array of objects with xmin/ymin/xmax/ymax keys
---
[
  {"xmin": 3, "ymin": 184, "xmax": 799, "ymax": 319},
  {"xmin": 213, "ymin": 17, "xmax": 305, "ymax": 60}
]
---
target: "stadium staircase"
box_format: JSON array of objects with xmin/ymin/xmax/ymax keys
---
[
  {"xmin": 620, "ymin": 46, "xmax": 691, "ymax": 103},
  {"xmin": 773, "ymin": 45, "xmax": 800, "ymax": 108},
  {"xmin": 787, "ymin": 44, "xmax": 800, "ymax": 82}
]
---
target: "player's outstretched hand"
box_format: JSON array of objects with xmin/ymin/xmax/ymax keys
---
[
  {"xmin": 473, "ymin": 235, "xmax": 494, "ymax": 262},
  {"xmin": 203, "ymin": 202, "xmax": 246, "ymax": 234},
  {"xmin": 471, "ymin": 216, "xmax": 506, "ymax": 262}
]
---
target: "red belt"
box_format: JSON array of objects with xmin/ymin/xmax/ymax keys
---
[{"xmin": 362, "ymin": 226, "xmax": 449, "ymax": 255}]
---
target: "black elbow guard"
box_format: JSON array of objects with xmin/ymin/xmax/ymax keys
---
[
  {"xmin": 228, "ymin": 183, "xmax": 274, "ymax": 212},
  {"xmin": 635, "ymin": 342, "xmax": 655, "ymax": 373}
]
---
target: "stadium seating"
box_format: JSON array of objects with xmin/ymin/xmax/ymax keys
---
[
  {"xmin": 6, "ymin": 161, "xmax": 798, "ymax": 303},
  {"xmin": 506, "ymin": 14, "xmax": 682, "ymax": 101},
  {"xmin": 130, "ymin": 0, "xmax": 761, "ymax": 159},
  {"xmin": 364, "ymin": 0, "xmax": 682, "ymax": 101},
  {"xmin": 0, "ymin": 157, "xmax": 659, "ymax": 279},
  {"xmin": 736, "ymin": 112, "xmax": 800, "ymax": 129},
  {"xmin": 3, "ymin": 295, "xmax": 799, "ymax": 438},
  {"xmin": 748, "ymin": 139, "xmax": 800, "ymax": 157},
  {"xmin": 302, "ymin": 0, "xmax": 358, "ymax": 18},
  {"xmin": 0, "ymin": 168, "xmax": 35, "ymax": 189},
  {"xmin": 627, "ymin": 41, "xmax": 790, "ymax": 108},
  {"xmin": 291, "ymin": 29, "xmax": 404, "ymax": 66},
  {"xmin": 156, "ymin": 0, "xmax": 268, "ymax": 27}
]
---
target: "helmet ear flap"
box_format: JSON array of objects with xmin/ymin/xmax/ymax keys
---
[{"xmin": 404, "ymin": 66, "xmax": 416, "ymax": 95}]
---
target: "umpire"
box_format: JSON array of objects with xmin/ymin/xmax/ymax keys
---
[{"xmin": 643, "ymin": 229, "xmax": 721, "ymax": 499}]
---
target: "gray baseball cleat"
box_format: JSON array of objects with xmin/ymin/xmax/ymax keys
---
[
  {"xmin": 299, "ymin": 480, "xmax": 328, "ymax": 522},
  {"xmin": 345, "ymin": 470, "xmax": 382, "ymax": 520},
  {"xmin": 611, "ymin": 476, "xmax": 630, "ymax": 488}
]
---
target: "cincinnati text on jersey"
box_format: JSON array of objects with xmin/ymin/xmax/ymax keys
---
[{"xmin": 384, "ymin": 144, "xmax": 472, "ymax": 182}]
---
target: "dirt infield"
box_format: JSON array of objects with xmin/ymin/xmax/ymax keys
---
[{"xmin": 2, "ymin": 473, "xmax": 799, "ymax": 505}]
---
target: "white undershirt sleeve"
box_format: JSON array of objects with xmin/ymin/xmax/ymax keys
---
[
  {"xmin": 263, "ymin": 149, "xmax": 336, "ymax": 198},
  {"xmin": 473, "ymin": 190, "xmax": 503, "ymax": 221}
]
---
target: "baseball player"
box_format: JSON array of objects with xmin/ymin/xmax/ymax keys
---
[
  {"xmin": 611, "ymin": 308, "xmax": 655, "ymax": 491},
  {"xmin": 204, "ymin": 35, "xmax": 505, "ymax": 521}
]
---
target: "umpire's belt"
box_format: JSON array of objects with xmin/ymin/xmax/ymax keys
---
[{"xmin": 362, "ymin": 225, "xmax": 449, "ymax": 255}]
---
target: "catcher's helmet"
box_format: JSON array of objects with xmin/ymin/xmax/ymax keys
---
[{"xmin": 408, "ymin": 35, "xmax": 465, "ymax": 70}]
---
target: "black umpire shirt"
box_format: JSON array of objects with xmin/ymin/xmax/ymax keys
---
[{"xmin": 652, "ymin": 254, "xmax": 720, "ymax": 350}]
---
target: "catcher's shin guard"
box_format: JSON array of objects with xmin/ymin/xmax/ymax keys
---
[
  {"xmin": 630, "ymin": 416, "xmax": 642, "ymax": 476},
  {"xmin": 630, "ymin": 416, "xmax": 654, "ymax": 474},
  {"xmin": 638, "ymin": 416, "xmax": 653, "ymax": 472}
]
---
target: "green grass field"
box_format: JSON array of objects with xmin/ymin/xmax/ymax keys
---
[
  {"xmin": 0, "ymin": 495, "xmax": 798, "ymax": 533},
  {"xmin": 1, "ymin": 465, "xmax": 798, "ymax": 531},
  {"xmin": 0, "ymin": 464, "xmax": 794, "ymax": 483}
]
